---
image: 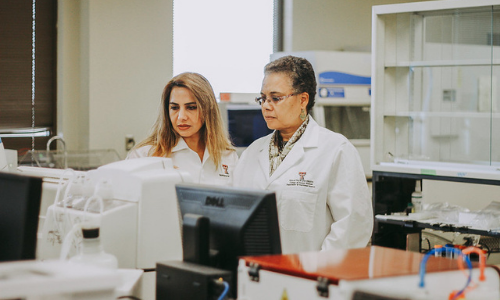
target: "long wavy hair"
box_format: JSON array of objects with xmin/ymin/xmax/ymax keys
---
[{"xmin": 134, "ymin": 72, "xmax": 234, "ymax": 167}]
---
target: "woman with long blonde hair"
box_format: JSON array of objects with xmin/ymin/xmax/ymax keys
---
[{"xmin": 127, "ymin": 72, "xmax": 238, "ymax": 185}]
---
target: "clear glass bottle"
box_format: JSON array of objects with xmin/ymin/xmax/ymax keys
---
[
  {"xmin": 411, "ymin": 180, "xmax": 423, "ymax": 213},
  {"xmin": 70, "ymin": 227, "xmax": 118, "ymax": 269}
]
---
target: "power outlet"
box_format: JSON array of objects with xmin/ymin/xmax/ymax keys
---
[
  {"xmin": 125, "ymin": 135, "xmax": 135, "ymax": 151},
  {"xmin": 442, "ymin": 89, "xmax": 456, "ymax": 102}
]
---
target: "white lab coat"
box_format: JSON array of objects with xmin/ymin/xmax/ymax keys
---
[
  {"xmin": 233, "ymin": 117, "xmax": 373, "ymax": 254},
  {"xmin": 127, "ymin": 138, "xmax": 239, "ymax": 186}
]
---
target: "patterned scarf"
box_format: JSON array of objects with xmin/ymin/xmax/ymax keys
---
[{"xmin": 269, "ymin": 115, "xmax": 310, "ymax": 176}]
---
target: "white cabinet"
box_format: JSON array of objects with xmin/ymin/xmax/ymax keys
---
[{"xmin": 371, "ymin": 0, "xmax": 500, "ymax": 180}]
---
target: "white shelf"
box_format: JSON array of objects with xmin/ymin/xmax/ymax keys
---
[
  {"xmin": 383, "ymin": 112, "xmax": 500, "ymax": 118},
  {"xmin": 373, "ymin": 161, "xmax": 500, "ymax": 181},
  {"xmin": 384, "ymin": 59, "xmax": 500, "ymax": 68},
  {"xmin": 371, "ymin": 0, "xmax": 500, "ymax": 181},
  {"xmin": 373, "ymin": 0, "xmax": 500, "ymax": 15}
]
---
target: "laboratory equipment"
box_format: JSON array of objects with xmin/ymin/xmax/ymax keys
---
[
  {"xmin": 0, "ymin": 171, "xmax": 42, "ymax": 262},
  {"xmin": 0, "ymin": 259, "xmax": 120, "ymax": 300},
  {"xmin": 69, "ymin": 227, "xmax": 119, "ymax": 270},
  {"xmin": 38, "ymin": 157, "xmax": 189, "ymax": 268},
  {"xmin": 218, "ymin": 96, "xmax": 272, "ymax": 156},
  {"xmin": 219, "ymin": 92, "xmax": 260, "ymax": 103},
  {"xmin": 237, "ymin": 246, "xmax": 500, "ymax": 300},
  {"xmin": 175, "ymin": 183, "xmax": 282, "ymax": 298},
  {"xmin": 156, "ymin": 260, "xmax": 232, "ymax": 300},
  {"xmin": 271, "ymin": 51, "xmax": 372, "ymax": 177},
  {"xmin": 36, "ymin": 157, "xmax": 192, "ymax": 300}
]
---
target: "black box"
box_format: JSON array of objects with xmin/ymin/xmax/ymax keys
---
[{"xmin": 156, "ymin": 261, "xmax": 232, "ymax": 300}]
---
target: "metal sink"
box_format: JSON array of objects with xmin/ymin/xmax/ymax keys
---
[{"xmin": 19, "ymin": 149, "xmax": 121, "ymax": 171}]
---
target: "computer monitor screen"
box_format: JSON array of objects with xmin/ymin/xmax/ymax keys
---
[
  {"xmin": 227, "ymin": 106, "xmax": 273, "ymax": 147},
  {"xmin": 0, "ymin": 172, "xmax": 42, "ymax": 262},
  {"xmin": 175, "ymin": 183, "xmax": 281, "ymax": 295}
]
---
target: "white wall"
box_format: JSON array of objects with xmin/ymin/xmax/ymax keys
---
[
  {"xmin": 57, "ymin": 0, "xmax": 84, "ymax": 151},
  {"xmin": 424, "ymin": 180, "xmax": 500, "ymax": 211},
  {"xmin": 58, "ymin": 0, "xmax": 173, "ymax": 159},
  {"xmin": 283, "ymin": 0, "xmax": 433, "ymax": 52}
]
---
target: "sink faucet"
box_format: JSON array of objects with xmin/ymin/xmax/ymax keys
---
[{"xmin": 46, "ymin": 135, "xmax": 68, "ymax": 169}]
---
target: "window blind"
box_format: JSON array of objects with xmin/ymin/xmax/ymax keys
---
[{"xmin": 0, "ymin": 0, "xmax": 57, "ymax": 153}]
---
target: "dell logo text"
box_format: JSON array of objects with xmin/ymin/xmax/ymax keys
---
[{"xmin": 205, "ymin": 196, "xmax": 225, "ymax": 208}]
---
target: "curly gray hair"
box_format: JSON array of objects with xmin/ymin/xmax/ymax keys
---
[{"xmin": 264, "ymin": 55, "xmax": 316, "ymax": 113}]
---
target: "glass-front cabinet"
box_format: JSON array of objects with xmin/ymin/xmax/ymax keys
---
[
  {"xmin": 372, "ymin": 0, "xmax": 500, "ymax": 180},
  {"xmin": 371, "ymin": 0, "xmax": 500, "ymax": 252}
]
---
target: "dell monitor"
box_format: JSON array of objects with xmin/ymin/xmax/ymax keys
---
[
  {"xmin": 175, "ymin": 183, "xmax": 282, "ymax": 296},
  {"xmin": 0, "ymin": 171, "xmax": 42, "ymax": 262}
]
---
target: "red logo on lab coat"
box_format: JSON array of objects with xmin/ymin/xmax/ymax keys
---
[
  {"xmin": 299, "ymin": 172, "xmax": 306, "ymax": 180},
  {"xmin": 222, "ymin": 164, "xmax": 229, "ymax": 174}
]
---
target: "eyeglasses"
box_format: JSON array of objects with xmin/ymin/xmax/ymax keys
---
[{"xmin": 255, "ymin": 93, "xmax": 296, "ymax": 106}]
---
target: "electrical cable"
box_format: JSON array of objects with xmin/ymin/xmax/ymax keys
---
[
  {"xmin": 218, "ymin": 281, "xmax": 229, "ymax": 300},
  {"xmin": 212, "ymin": 278, "xmax": 229, "ymax": 300},
  {"xmin": 421, "ymin": 237, "xmax": 431, "ymax": 252},
  {"xmin": 418, "ymin": 246, "xmax": 472, "ymax": 300}
]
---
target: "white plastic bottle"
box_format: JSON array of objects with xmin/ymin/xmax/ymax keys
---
[
  {"xmin": 70, "ymin": 227, "xmax": 118, "ymax": 269},
  {"xmin": 411, "ymin": 180, "xmax": 423, "ymax": 213}
]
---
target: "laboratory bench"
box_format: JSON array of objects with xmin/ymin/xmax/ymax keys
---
[{"xmin": 371, "ymin": 171, "xmax": 500, "ymax": 253}]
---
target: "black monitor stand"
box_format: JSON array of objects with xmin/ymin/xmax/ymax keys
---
[
  {"xmin": 156, "ymin": 214, "xmax": 232, "ymax": 300},
  {"xmin": 182, "ymin": 213, "xmax": 210, "ymax": 266}
]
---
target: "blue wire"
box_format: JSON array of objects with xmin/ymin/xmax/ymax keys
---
[
  {"xmin": 217, "ymin": 281, "xmax": 229, "ymax": 300},
  {"xmin": 419, "ymin": 246, "xmax": 472, "ymax": 299}
]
